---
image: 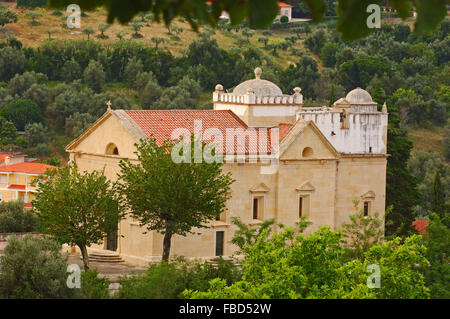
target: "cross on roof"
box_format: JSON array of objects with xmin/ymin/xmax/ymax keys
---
[{"xmin": 106, "ymin": 100, "xmax": 112, "ymax": 110}]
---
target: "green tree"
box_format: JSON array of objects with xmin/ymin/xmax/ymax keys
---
[
  {"xmin": 64, "ymin": 112, "xmax": 96, "ymax": 138},
  {"xmin": 33, "ymin": 164, "xmax": 124, "ymax": 270},
  {"xmin": 0, "ymin": 235, "xmax": 80, "ymax": 299},
  {"xmin": 124, "ymin": 57, "xmax": 143, "ymax": 85},
  {"xmin": 0, "ymin": 116, "xmax": 17, "ymax": 146},
  {"xmin": 385, "ymin": 103, "xmax": 420, "ymax": 237},
  {"xmin": 0, "ymin": 99, "xmax": 43, "ymax": 130},
  {"xmin": 24, "ymin": 122, "xmax": 49, "ymax": 147},
  {"xmin": 130, "ymin": 21, "xmax": 144, "ymax": 38},
  {"xmin": 0, "ymin": 200, "xmax": 37, "ymax": 233},
  {"xmin": 61, "ymin": 58, "xmax": 82, "ymax": 83},
  {"xmin": 320, "ymin": 42, "xmax": 338, "ymax": 67},
  {"xmin": 82, "ymin": 26, "xmax": 94, "ymax": 40},
  {"xmin": 118, "ymin": 137, "xmax": 234, "ymax": 261},
  {"xmin": 151, "ymin": 36, "xmax": 165, "ymax": 49},
  {"xmin": 25, "ymin": 11, "xmax": 43, "ymax": 26},
  {"xmin": 83, "ymin": 60, "xmax": 106, "ymax": 93},
  {"xmin": 341, "ymin": 200, "xmax": 385, "ymax": 260},
  {"xmin": 97, "ymin": 23, "xmax": 110, "ymax": 39},
  {"xmin": 423, "ymin": 213, "xmax": 450, "ymax": 298},
  {"xmin": 0, "ymin": 47, "xmax": 25, "ymax": 82},
  {"xmin": 430, "ymin": 171, "xmax": 445, "ymax": 218}
]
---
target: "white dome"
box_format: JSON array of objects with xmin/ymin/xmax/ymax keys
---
[
  {"xmin": 233, "ymin": 67, "xmax": 283, "ymax": 96},
  {"xmin": 345, "ymin": 88, "xmax": 374, "ymax": 104}
]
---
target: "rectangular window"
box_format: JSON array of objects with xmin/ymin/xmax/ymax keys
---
[
  {"xmin": 364, "ymin": 201, "xmax": 370, "ymax": 216},
  {"xmin": 215, "ymin": 231, "xmax": 224, "ymax": 256},
  {"xmin": 0, "ymin": 175, "xmax": 6, "ymax": 184},
  {"xmin": 253, "ymin": 198, "xmax": 258, "ymax": 219},
  {"xmin": 299, "ymin": 197, "xmax": 303, "ymax": 218},
  {"xmin": 252, "ymin": 196, "xmax": 264, "ymax": 220}
]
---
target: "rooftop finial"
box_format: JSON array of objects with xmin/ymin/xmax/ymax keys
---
[
  {"xmin": 382, "ymin": 102, "xmax": 387, "ymax": 113},
  {"xmin": 106, "ymin": 100, "xmax": 112, "ymax": 111},
  {"xmin": 254, "ymin": 67, "xmax": 262, "ymax": 79}
]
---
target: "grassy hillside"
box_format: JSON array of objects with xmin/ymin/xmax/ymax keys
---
[{"xmin": 2, "ymin": 2, "xmax": 309, "ymax": 67}]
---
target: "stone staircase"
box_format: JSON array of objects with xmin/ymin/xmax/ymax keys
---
[
  {"xmin": 82, "ymin": 250, "xmax": 124, "ymax": 263},
  {"xmin": 205, "ymin": 256, "xmax": 242, "ymax": 270}
]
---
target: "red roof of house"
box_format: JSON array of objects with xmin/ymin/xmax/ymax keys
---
[
  {"xmin": 278, "ymin": 2, "xmax": 293, "ymax": 8},
  {"xmin": 0, "ymin": 154, "xmax": 12, "ymax": 163},
  {"xmin": 0, "ymin": 162, "xmax": 57, "ymax": 175},
  {"xmin": 8, "ymin": 184, "xmax": 26, "ymax": 190},
  {"xmin": 24, "ymin": 203, "xmax": 32, "ymax": 208},
  {"xmin": 412, "ymin": 220, "xmax": 429, "ymax": 235},
  {"xmin": 124, "ymin": 110, "xmax": 279, "ymax": 155}
]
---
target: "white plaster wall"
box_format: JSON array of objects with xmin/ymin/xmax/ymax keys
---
[{"xmin": 298, "ymin": 112, "xmax": 388, "ymax": 154}]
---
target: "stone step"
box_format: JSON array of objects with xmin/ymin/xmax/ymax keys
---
[{"xmin": 80, "ymin": 251, "xmax": 124, "ymax": 263}]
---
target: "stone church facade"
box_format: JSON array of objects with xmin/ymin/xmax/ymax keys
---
[{"xmin": 66, "ymin": 68, "xmax": 388, "ymax": 266}]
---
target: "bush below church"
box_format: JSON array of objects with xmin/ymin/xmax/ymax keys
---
[
  {"xmin": 0, "ymin": 200, "xmax": 37, "ymax": 233},
  {"xmin": 115, "ymin": 257, "xmax": 242, "ymax": 299}
]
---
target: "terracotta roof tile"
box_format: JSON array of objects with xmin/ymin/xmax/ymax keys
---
[
  {"xmin": 124, "ymin": 110, "xmax": 278, "ymax": 155},
  {"xmin": 0, "ymin": 162, "xmax": 57, "ymax": 174},
  {"xmin": 278, "ymin": 2, "xmax": 293, "ymax": 8}
]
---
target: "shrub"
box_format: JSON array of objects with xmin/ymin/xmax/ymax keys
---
[
  {"xmin": 0, "ymin": 235, "xmax": 80, "ymax": 299},
  {"xmin": 280, "ymin": 15, "xmax": 289, "ymax": 24},
  {"xmin": 81, "ymin": 269, "xmax": 110, "ymax": 299},
  {"xmin": 0, "ymin": 200, "xmax": 37, "ymax": 232},
  {"xmin": 51, "ymin": 10, "xmax": 62, "ymax": 16},
  {"xmin": 116, "ymin": 258, "xmax": 241, "ymax": 299}
]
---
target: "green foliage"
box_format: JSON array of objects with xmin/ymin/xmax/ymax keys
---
[
  {"xmin": 81, "ymin": 270, "xmax": 110, "ymax": 299},
  {"xmin": 430, "ymin": 171, "xmax": 446, "ymax": 218},
  {"xmin": 8, "ymin": 71, "xmax": 48, "ymax": 96},
  {"xmin": 0, "ymin": 200, "xmax": 37, "ymax": 233},
  {"xmin": 0, "ymin": 99, "xmax": 43, "ymax": 130},
  {"xmin": 83, "ymin": 60, "xmax": 106, "ymax": 93},
  {"xmin": 33, "ymin": 163, "xmax": 124, "ymax": 270},
  {"xmin": 0, "ymin": 5, "xmax": 18, "ymax": 28},
  {"xmin": 444, "ymin": 124, "xmax": 450, "ymax": 161},
  {"xmin": 116, "ymin": 258, "xmax": 241, "ymax": 299},
  {"xmin": 320, "ymin": 42, "xmax": 338, "ymax": 67},
  {"xmin": 17, "ymin": 0, "xmax": 47, "ymax": 8},
  {"xmin": 280, "ymin": 15, "xmax": 289, "ymax": 24},
  {"xmin": 24, "ymin": 122, "xmax": 49, "ymax": 147},
  {"xmin": 0, "ymin": 235, "xmax": 80, "ymax": 299},
  {"xmin": 26, "ymin": 11, "xmax": 43, "ymax": 26},
  {"xmin": 64, "ymin": 112, "xmax": 96, "ymax": 138},
  {"xmin": 35, "ymin": 142, "xmax": 50, "ymax": 156},
  {"xmin": 186, "ymin": 227, "xmax": 430, "ymax": 299},
  {"xmin": 339, "ymin": 57, "xmax": 392, "ymax": 90},
  {"xmin": 0, "ymin": 47, "xmax": 25, "ymax": 82},
  {"xmin": 61, "ymin": 58, "xmax": 82, "ymax": 83},
  {"xmin": 385, "ymin": 103, "xmax": 420, "ymax": 237},
  {"xmin": 341, "ymin": 200, "xmax": 385, "ymax": 260},
  {"xmin": 118, "ymin": 137, "xmax": 233, "ymax": 260},
  {"xmin": 0, "ymin": 116, "xmax": 17, "ymax": 146},
  {"xmin": 423, "ymin": 213, "xmax": 450, "ymax": 298}
]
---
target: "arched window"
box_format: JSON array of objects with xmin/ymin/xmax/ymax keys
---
[
  {"xmin": 302, "ymin": 147, "xmax": 314, "ymax": 158},
  {"xmin": 105, "ymin": 143, "xmax": 119, "ymax": 155}
]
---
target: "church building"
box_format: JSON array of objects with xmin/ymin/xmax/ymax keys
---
[{"xmin": 65, "ymin": 68, "xmax": 388, "ymax": 266}]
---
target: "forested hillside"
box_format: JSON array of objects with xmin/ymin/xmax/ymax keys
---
[{"xmin": 0, "ymin": 1, "xmax": 448, "ymax": 234}]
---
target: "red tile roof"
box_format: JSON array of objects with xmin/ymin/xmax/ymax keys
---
[
  {"xmin": 24, "ymin": 203, "xmax": 32, "ymax": 208},
  {"xmin": 412, "ymin": 220, "xmax": 429, "ymax": 235},
  {"xmin": 125, "ymin": 110, "xmax": 278, "ymax": 154},
  {"xmin": 0, "ymin": 162, "xmax": 57, "ymax": 175},
  {"xmin": 278, "ymin": 2, "xmax": 293, "ymax": 8},
  {"xmin": 8, "ymin": 184, "xmax": 26, "ymax": 190}
]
